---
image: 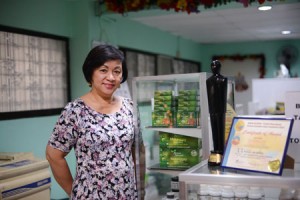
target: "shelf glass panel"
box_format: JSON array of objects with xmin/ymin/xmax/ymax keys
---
[{"xmin": 179, "ymin": 160, "xmax": 300, "ymax": 188}]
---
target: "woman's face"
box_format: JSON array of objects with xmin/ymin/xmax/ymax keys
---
[{"xmin": 90, "ymin": 60, "xmax": 122, "ymax": 97}]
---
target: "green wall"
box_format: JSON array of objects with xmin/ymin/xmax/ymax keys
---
[{"xmin": 0, "ymin": 0, "xmax": 299, "ymax": 199}]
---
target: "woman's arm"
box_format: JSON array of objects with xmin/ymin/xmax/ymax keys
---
[{"xmin": 46, "ymin": 145, "xmax": 73, "ymax": 197}]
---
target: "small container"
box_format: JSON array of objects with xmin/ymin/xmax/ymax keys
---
[
  {"xmin": 221, "ymin": 186, "xmax": 235, "ymax": 200},
  {"xmin": 248, "ymin": 187, "xmax": 263, "ymax": 199},
  {"xmin": 234, "ymin": 186, "xmax": 248, "ymax": 200},
  {"xmin": 171, "ymin": 176, "xmax": 179, "ymax": 192},
  {"xmin": 279, "ymin": 188, "xmax": 294, "ymax": 200},
  {"xmin": 293, "ymin": 189, "xmax": 300, "ymax": 200},
  {"xmin": 164, "ymin": 192, "xmax": 176, "ymax": 200},
  {"xmin": 198, "ymin": 184, "xmax": 209, "ymax": 200},
  {"xmin": 171, "ymin": 176, "xmax": 179, "ymax": 198},
  {"xmin": 208, "ymin": 185, "xmax": 221, "ymax": 200}
]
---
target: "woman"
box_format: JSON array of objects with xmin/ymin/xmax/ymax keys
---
[{"xmin": 46, "ymin": 44, "xmax": 145, "ymax": 200}]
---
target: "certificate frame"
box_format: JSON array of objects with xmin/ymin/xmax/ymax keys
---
[{"xmin": 221, "ymin": 116, "xmax": 294, "ymax": 175}]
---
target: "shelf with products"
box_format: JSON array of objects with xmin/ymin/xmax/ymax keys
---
[
  {"xmin": 132, "ymin": 73, "xmax": 235, "ymax": 163},
  {"xmin": 179, "ymin": 160, "xmax": 300, "ymax": 200},
  {"xmin": 132, "ymin": 73, "xmax": 212, "ymax": 157},
  {"xmin": 132, "ymin": 73, "xmax": 212, "ymax": 200}
]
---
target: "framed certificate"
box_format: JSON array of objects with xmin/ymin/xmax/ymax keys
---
[{"xmin": 221, "ymin": 116, "xmax": 294, "ymax": 175}]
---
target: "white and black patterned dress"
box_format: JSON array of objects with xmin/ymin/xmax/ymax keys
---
[{"xmin": 48, "ymin": 98, "xmax": 138, "ymax": 200}]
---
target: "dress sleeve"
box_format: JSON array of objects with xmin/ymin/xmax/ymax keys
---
[{"xmin": 47, "ymin": 103, "xmax": 79, "ymax": 153}]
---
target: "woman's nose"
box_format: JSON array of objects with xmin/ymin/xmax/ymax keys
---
[{"xmin": 106, "ymin": 71, "xmax": 115, "ymax": 80}]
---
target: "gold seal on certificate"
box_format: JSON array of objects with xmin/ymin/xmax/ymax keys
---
[{"xmin": 268, "ymin": 159, "xmax": 281, "ymax": 172}]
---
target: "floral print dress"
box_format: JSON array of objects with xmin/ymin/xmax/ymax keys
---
[{"xmin": 48, "ymin": 98, "xmax": 138, "ymax": 200}]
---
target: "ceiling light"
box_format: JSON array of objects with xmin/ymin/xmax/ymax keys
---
[
  {"xmin": 258, "ymin": 5, "xmax": 272, "ymax": 11},
  {"xmin": 281, "ymin": 30, "xmax": 291, "ymax": 35}
]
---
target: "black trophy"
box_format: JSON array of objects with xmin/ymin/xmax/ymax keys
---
[{"xmin": 206, "ymin": 60, "xmax": 228, "ymax": 166}]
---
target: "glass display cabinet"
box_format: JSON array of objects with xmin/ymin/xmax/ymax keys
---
[
  {"xmin": 179, "ymin": 161, "xmax": 300, "ymax": 200},
  {"xmin": 132, "ymin": 72, "xmax": 300, "ymax": 200}
]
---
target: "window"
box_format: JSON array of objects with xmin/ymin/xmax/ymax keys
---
[
  {"xmin": 0, "ymin": 25, "xmax": 70, "ymax": 120},
  {"xmin": 120, "ymin": 47, "xmax": 201, "ymax": 98}
]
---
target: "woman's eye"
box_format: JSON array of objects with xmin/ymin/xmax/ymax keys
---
[
  {"xmin": 114, "ymin": 70, "xmax": 121, "ymax": 75},
  {"xmin": 99, "ymin": 69, "xmax": 107, "ymax": 73}
]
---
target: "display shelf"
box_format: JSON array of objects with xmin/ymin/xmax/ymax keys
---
[
  {"xmin": 179, "ymin": 160, "xmax": 300, "ymax": 200},
  {"xmin": 148, "ymin": 163, "xmax": 185, "ymax": 176},
  {"xmin": 132, "ymin": 73, "xmax": 235, "ymax": 200},
  {"xmin": 145, "ymin": 126, "xmax": 202, "ymax": 138}
]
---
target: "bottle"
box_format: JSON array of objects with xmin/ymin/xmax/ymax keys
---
[
  {"xmin": 171, "ymin": 176, "xmax": 179, "ymax": 198},
  {"xmin": 221, "ymin": 186, "xmax": 235, "ymax": 200},
  {"xmin": 198, "ymin": 184, "xmax": 209, "ymax": 200}
]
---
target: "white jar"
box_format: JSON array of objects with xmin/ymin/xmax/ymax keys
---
[
  {"xmin": 248, "ymin": 187, "xmax": 262, "ymax": 199},
  {"xmin": 221, "ymin": 186, "xmax": 235, "ymax": 200},
  {"xmin": 208, "ymin": 185, "xmax": 221, "ymax": 200},
  {"xmin": 234, "ymin": 186, "xmax": 248, "ymax": 200},
  {"xmin": 293, "ymin": 189, "xmax": 300, "ymax": 200},
  {"xmin": 279, "ymin": 188, "xmax": 294, "ymax": 200},
  {"xmin": 198, "ymin": 184, "xmax": 209, "ymax": 200}
]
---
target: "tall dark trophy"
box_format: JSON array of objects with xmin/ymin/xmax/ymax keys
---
[{"xmin": 206, "ymin": 60, "xmax": 228, "ymax": 166}]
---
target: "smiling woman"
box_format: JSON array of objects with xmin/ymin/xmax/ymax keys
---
[{"xmin": 46, "ymin": 44, "xmax": 145, "ymax": 200}]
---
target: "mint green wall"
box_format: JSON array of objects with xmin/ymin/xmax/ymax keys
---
[
  {"xmin": 0, "ymin": 0, "xmax": 299, "ymax": 199},
  {"xmin": 201, "ymin": 40, "xmax": 300, "ymax": 78}
]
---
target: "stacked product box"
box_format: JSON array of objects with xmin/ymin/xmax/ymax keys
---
[
  {"xmin": 159, "ymin": 132, "xmax": 202, "ymax": 169},
  {"xmin": 176, "ymin": 90, "xmax": 200, "ymax": 127},
  {"xmin": 152, "ymin": 90, "xmax": 174, "ymax": 127}
]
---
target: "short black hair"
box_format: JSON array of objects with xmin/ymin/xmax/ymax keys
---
[{"xmin": 82, "ymin": 44, "xmax": 128, "ymax": 84}]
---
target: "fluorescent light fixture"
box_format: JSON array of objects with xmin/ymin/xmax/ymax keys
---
[
  {"xmin": 258, "ymin": 5, "xmax": 272, "ymax": 11},
  {"xmin": 281, "ymin": 30, "xmax": 291, "ymax": 35}
]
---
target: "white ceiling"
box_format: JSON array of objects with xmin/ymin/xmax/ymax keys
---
[{"xmin": 130, "ymin": 1, "xmax": 300, "ymax": 44}]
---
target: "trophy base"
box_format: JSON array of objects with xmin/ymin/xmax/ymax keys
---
[{"xmin": 208, "ymin": 151, "xmax": 222, "ymax": 166}]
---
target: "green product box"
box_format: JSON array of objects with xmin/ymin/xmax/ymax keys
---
[
  {"xmin": 176, "ymin": 111, "xmax": 199, "ymax": 127},
  {"xmin": 177, "ymin": 106, "xmax": 200, "ymax": 112},
  {"xmin": 154, "ymin": 100, "xmax": 173, "ymax": 107},
  {"xmin": 159, "ymin": 132, "xmax": 200, "ymax": 149},
  {"xmin": 154, "ymin": 95, "xmax": 172, "ymax": 101},
  {"xmin": 154, "ymin": 90, "xmax": 173, "ymax": 97},
  {"xmin": 178, "ymin": 95, "xmax": 199, "ymax": 101},
  {"xmin": 153, "ymin": 106, "xmax": 172, "ymax": 112},
  {"xmin": 178, "ymin": 100, "xmax": 199, "ymax": 107},
  {"xmin": 159, "ymin": 147, "xmax": 201, "ymax": 169},
  {"xmin": 178, "ymin": 90, "xmax": 198, "ymax": 96},
  {"xmin": 152, "ymin": 111, "xmax": 174, "ymax": 127}
]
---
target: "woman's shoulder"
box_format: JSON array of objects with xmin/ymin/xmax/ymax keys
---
[
  {"xmin": 64, "ymin": 98, "xmax": 83, "ymax": 107},
  {"xmin": 121, "ymin": 97, "xmax": 133, "ymax": 106},
  {"xmin": 62, "ymin": 98, "xmax": 84, "ymax": 113}
]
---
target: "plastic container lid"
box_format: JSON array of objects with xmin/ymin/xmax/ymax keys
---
[
  {"xmin": 221, "ymin": 186, "xmax": 234, "ymax": 198},
  {"xmin": 208, "ymin": 185, "xmax": 221, "ymax": 197},
  {"xmin": 248, "ymin": 187, "xmax": 262, "ymax": 199},
  {"xmin": 294, "ymin": 189, "xmax": 300, "ymax": 200},
  {"xmin": 234, "ymin": 186, "xmax": 248, "ymax": 198},
  {"xmin": 166, "ymin": 192, "xmax": 175, "ymax": 199}
]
